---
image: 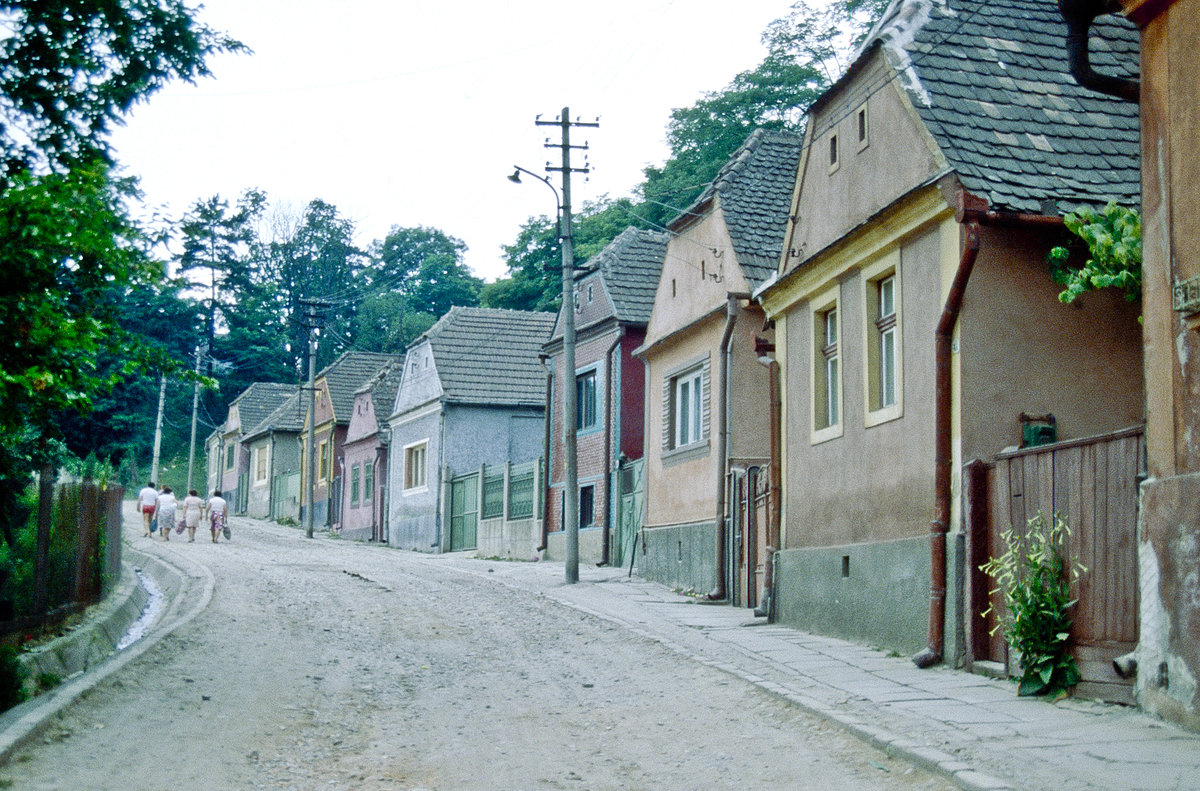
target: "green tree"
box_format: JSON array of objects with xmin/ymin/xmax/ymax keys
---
[
  {"xmin": 1048, "ymin": 201, "xmax": 1142, "ymax": 306},
  {"xmin": 374, "ymin": 225, "xmax": 481, "ymax": 320},
  {"xmin": 0, "ymin": 0, "xmax": 245, "ymax": 186}
]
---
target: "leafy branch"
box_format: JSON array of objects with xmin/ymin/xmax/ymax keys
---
[{"xmin": 1048, "ymin": 201, "xmax": 1141, "ymax": 304}]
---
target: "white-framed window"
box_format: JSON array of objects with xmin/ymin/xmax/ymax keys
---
[
  {"xmin": 576, "ymin": 368, "xmax": 598, "ymax": 431},
  {"xmin": 673, "ymin": 367, "xmax": 704, "ymax": 448},
  {"xmin": 404, "ymin": 441, "xmax": 428, "ymax": 492},
  {"xmin": 863, "ymin": 254, "xmax": 903, "ymax": 426},
  {"xmin": 253, "ymin": 445, "xmax": 269, "ymax": 484},
  {"xmin": 811, "ymin": 286, "xmax": 843, "ymax": 443},
  {"xmin": 350, "ymin": 463, "xmax": 361, "ymax": 506},
  {"xmin": 856, "ymin": 104, "xmax": 869, "ymax": 151}
]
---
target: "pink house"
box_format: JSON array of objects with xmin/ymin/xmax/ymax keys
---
[{"xmin": 339, "ymin": 359, "xmax": 404, "ymax": 541}]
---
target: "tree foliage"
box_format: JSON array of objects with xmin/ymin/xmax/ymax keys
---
[
  {"xmin": 0, "ymin": 0, "xmax": 245, "ymax": 186},
  {"xmin": 1048, "ymin": 201, "xmax": 1142, "ymax": 305}
]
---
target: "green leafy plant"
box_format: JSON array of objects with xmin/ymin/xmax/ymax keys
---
[
  {"xmin": 1048, "ymin": 201, "xmax": 1141, "ymax": 305},
  {"xmin": 0, "ymin": 645, "xmax": 29, "ymax": 712},
  {"xmin": 980, "ymin": 512, "xmax": 1086, "ymax": 698},
  {"xmin": 35, "ymin": 670, "xmax": 61, "ymax": 693}
]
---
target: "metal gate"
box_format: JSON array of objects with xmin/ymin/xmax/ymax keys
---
[
  {"xmin": 613, "ymin": 458, "xmax": 644, "ymax": 568},
  {"xmin": 449, "ymin": 472, "xmax": 478, "ymax": 551}
]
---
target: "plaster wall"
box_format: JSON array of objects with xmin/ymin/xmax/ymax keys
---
[{"xmin": 388, "ymin": 406, "xmax": 442, "ymax": 552}]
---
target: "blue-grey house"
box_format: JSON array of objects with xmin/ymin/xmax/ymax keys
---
[{"xmin": 385, "ymin": 306, "xmax": 556, "ymax": 552}]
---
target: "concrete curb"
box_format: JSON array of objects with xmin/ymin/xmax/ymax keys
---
[{"xmin": 0, "ymin": 539, "xmax": 215, "ymax": 764}]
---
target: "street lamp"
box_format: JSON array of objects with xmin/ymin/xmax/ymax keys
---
[{"xmin": 508, "ymin": 161, "xmax": 579, "ymax": 583}]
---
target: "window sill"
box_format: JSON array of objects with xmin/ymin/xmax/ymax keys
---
[
  {"xmin": 662, "ymin": 441, "xmax": 710, "ymax": 467},
  {"xmin": 811, "ymin": 423, "xmax": 843, "ymax": 446},
  {"xmin": 402, "ymin": 485, "xmax": 429, "ymax": 496},
  {"xmin": 864, "ymin": 403, "xmax": 903, "ymax": 428}
]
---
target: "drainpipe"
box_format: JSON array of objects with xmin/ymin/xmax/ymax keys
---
[
  {"xmin": 707, "ymin": 294, "xmax": 746, "ymax": 601},
  {"xmin": 600, "ymin": 328, "xmax": 625, "ymax": 566},
  {"xmin": 1057, "ymin": 0, "xmax": 1139, "ymax": 102},
  {"xmin": 914, "ymin": 202, "xmax": 1067, "ymax": 668},
  {"xmin": 538, "ymin": 357, "xmax": 553, "ymax": 553},
  {"xmin": 754, "ymin": 338, "xmax": 781, "ymax": 620}
]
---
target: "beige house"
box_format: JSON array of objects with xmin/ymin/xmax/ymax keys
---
[
  {"xmin": 757, "ymin": 0, "xmax": 1143, "ymax": 669},
  {"xmin": 635, "ymin": 129, "xmax": 803, "ymax": 602}
]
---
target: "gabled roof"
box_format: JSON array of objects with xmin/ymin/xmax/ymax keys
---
[
  {"xmin": 591, "ymin": 227, "xmax": 669, "ymax": 324},
  {"xmin": 550, "ymin": 227, "xmax": 669, "ymax": 342},
  {"xmin": 857, "ymin": 0, "xmax": 1139, "ymax": 213},
  {"xmin": 229, "ymin": 382, "xmax": 295, "ymax": 436},
  {"xmin": 316, "ymin": 351, "xmax": 399, "ymax": 425},
  {"xmin": 670, "ymin": 128, "xmax": 804, "ymax": 288},
  {"xmin": 354, "ymin": 358, "xmax": 405, "ymax": 420},
  {"xmin": 243, "ymin": 389, "xmax": 305, "ymax": 441},
  {"xmin": 418, "ymin": 306, "xmax": 556, "ymax": 407}
]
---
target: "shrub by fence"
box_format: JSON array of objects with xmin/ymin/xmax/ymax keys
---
[{"xmin": 0, "ymin": 477, "xmax": 123, "ymax": 639}]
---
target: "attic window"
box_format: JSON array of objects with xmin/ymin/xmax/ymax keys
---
[
  {"xmin": 701, "ymin": 260, "xmax": 706, "ymax": 280},
  {"xmin": 829, "ymin": 134, "xmax": 839, "ymax": 172},
  {"xmin": 672, "ymin": 278, "xmax": 677, "ymax": 298},
  {"xmin": 587, "ymin": 283, "xmax": 593, "ymax": 303},
  {"xmin": 856, "ymin": 106, "xmax": 869, "ymax": 151}
]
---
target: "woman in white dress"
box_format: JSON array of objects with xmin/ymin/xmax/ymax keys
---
[
  {"xmin": 155, "ymin": 486, "xmax": 176, "ymax": 542},
  {"xmin": 181, "ymin": 489, "xmax": 204, "ymax": 542},
  {"xmin": 206, "ymin": 490, "xmax": 228, "ymax": 543}
]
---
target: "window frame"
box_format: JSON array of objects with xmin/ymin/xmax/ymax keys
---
[
  {"xmin": 224, "ymin": 442, "xmax": 235, "ymax": 471},
  {"xmin": 673, "ymin": 367, "xmax": 704, "ymax": 449},
  {"xmin": 575, "ymin": 367, "xmax": 599, "ymax": 433},
  {"xmin": 318, "ymin": 440, "xmax": 329, "ymax": 482},
  {"xmin": 363, "ymin": 460, "xmax": 374, "ymax": 502},
  {"xmin": 862, "ymin": 253, "xmax": 904, "ymax": 427},
  {"xmin": 350, "ymin": 463, "xmax": 361, "ymax": 507},
  {"xmin": 403, "ymin": 440, "xmax": 429, "ymax": 494},
  {"xmin": 811, "ymin": 286, "xmax": 844, "ymax": 444},
  {"xmin": 856, "ymin": 104, "xmax": 869, "ymax": 152},
  {"xmin": 253, "ymin": 444, "xmax": 269, "ymax": 485},
  {"xmin": 579, "ymin": 484, "xmax": 595, "ymax": 528}
]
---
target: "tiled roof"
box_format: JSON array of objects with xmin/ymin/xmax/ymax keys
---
[
  {"xmin": 231, "ymin": 382, "xmax": 295, "ymax": 436},
  {"xmin": 354, "ymin": 357, "xmax": 405, "ymax": 421},
  {"xmin": 421, "ymin": 306, "xmax": 556, "ymax": 406},
  {"xmin": 672, "ymin": 128, "xmax": 804, "ymax": 289},
  {"xmin": 317, "ymin": 351, "xmax": 399, "ymax": 425},
  {"xmin": 243, "ymin": 389, "xmax": 305, "ymax": 440},
  {"xmin": 866, "ymin": 0, "xmax": 1139, "ymax": 213},
  {"xmin": 595, "ymin": 228, "xmax": 669, "ymax": 324}
]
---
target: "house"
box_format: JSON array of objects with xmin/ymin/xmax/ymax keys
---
[
  {"xmin": 301, "ymin": 351, "xmax": 398, "ymax": 530},
  {"xmin": 240, "ymin": 389, "xmax": 306, "ymax": 522},
  {"xmin": 386, "ymin": 306, "xmax": 555, "ymax": 554},
  {"xmin": 542, "ymin": 227, "xmax": 668, "ymax": 567},
  {"xmin": 1101, "ymin": 0, "xmax": 1199, "ymax": 730},
  {"xmin": 756, "ymin": 0, "xmax": 1142, "ymax": 679},
  {"xmin": 634, "ymin": 128, "xmax": 804, "ymax": 603},
  {"xmin": 339, "ymin": 358, "xmax": 404, "ymax": 542},
  {"xmin": 210, "ymin": 382, "xmax": 295, "ymax": 512}
]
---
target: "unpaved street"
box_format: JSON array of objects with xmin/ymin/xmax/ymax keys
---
[{"xmin": 1, "ymin": 509, "xmax": 953, "ymax": 790}]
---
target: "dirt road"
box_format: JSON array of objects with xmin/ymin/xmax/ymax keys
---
[{"xmin": 0, "ymin": 511, "xmax": 952, "ymax": 790}]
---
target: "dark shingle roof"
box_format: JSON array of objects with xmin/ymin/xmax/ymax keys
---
[
  {"xmin": 421, "ymin": 306, "xmax": 556, "ymax": 407},
  {"xmin": 231, "ymin": 382, "xmax": 295, "ymax": 436},
  {"xmin": 672, "ymin": 128, "xmax": 804, "ymax": 288},
  {"xmin": 243, "ymin": 389, "xmax": 305, "ymax": 440},
  {"xmin": 866, "ymin": 0, "xmax": 1139, "ymax": 213},
  {"xmin": 317, "ymin": 351, "xmax": 399, "ymax": 424},
  {"xmin": 595, "ymin": 228, "xmax": 669, "ymax": 324},
  {"xmin": 354, "ymin": 358, "xmax": 405, "ymax": 421}
]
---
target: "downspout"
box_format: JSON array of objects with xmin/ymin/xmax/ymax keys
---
[
  {"xmin": 268, "ymin": 426, "xmax": 276, "ymax": 519},
  {"xmin": 1057, "ymin": 0, "xmax": 1140, "ymax": 102},
  {"xmin": 707, "ymin": 294, "xmax": 746, "ymax": 601},
  {"xmin": 754, "ymin": 339, "xmax": 781, "ymax": 620},
  {"xmin": 538, "ymin": 358, "xmax": 553, "ymax": 553},
  {"xmin": 914, "ymin": 221, "xmax": 981, "ymax": 669},
  {"xmin": 436, "ymin": 403, "xmax": 447, "ymax": 551},
  {"xmin": 600, "ymin": 328, "xmax": 625, "ymax": 566},
  {"xmin": 372, "ymin": 445, "xmax": 384, "ymax": 542}
]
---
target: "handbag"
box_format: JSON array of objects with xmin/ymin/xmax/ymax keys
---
[{"xmin": 222, "ymin": 524, "xmax": 231, "ymax": 540}]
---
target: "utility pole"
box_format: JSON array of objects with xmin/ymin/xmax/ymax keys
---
[
  {"xmin": 186, "ymin": 342, "xmax": 207, "ymax": 493},
  {"xmin": 150, "ymin": 373, "xmax": 166, "ymax": 485},
  {"xmin": 537, "ymin": 107, "xmax": 598, "ymax": 584},
  {"xmin": 300, "ymin": 299, "xmax": 330, "ymax": 539}
]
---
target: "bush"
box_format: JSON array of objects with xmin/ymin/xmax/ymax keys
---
[
  {"xmin": 0, "ymin": 645, "xmax": 29, "ymax": 711},
  {"xmin": 980, "ymin": 511, "xmax": 1086, "ymax": 698}
]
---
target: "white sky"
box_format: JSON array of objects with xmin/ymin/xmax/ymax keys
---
[{"xmin": 109, "ymin": 0, "xmax": 795, "ymax": 281}]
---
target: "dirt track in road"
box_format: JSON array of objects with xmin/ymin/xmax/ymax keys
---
[{"xmin": 0, "ymin": 509, "xmax": 953, "ymax": 790}]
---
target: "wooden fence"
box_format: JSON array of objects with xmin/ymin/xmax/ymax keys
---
[{"xmin": 967, "ymin": 426, "xmax": 1144, "ymax": 703}]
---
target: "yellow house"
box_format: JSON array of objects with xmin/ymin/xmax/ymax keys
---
[{"xmin": 757, "ymin": 0, "xmax": 1143, "ymax": 668}]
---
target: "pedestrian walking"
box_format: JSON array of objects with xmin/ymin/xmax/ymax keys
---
[
  {"xmin": 155, "ymin": 486, "xmax": 176, "ymax": 542},
  {"xmin": 207, "ymin": 490, "xmax": 228, "ymax": 543},
  {"xmin": 137, "ymin": 482, "xmax": 158, "ymax": 537},
  {"xmin": 182, "ymin": 489, "xmax": 204, "ymax": 542}
]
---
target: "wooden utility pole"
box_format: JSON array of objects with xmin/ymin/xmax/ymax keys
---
[{"xmin": 537, "ymin": 107, "xmax": 597, "ymax": 584}]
